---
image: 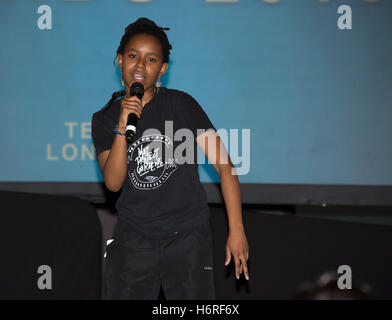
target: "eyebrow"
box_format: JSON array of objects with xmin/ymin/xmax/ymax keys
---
[{"xmin": 127, "ymin": 48, "xmax": 160, "ymax": 57}]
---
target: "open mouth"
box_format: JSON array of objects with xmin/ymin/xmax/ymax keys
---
[{"xmin": 132, "ymin": 73, "xmax": 146, "ymax": 81}]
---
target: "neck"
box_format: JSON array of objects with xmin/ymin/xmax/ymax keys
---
[
  {"xmin": 142, "ymin": 86, "xmax": 159, "ymax": 109},
  {"xmin": 142, "ymin": 86, "xmax": 156, "ymax": 105}
]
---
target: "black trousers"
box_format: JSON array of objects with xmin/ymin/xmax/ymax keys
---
[{"xmin": 103, "ymin": 219, "xmax": 215, "ymax": 300}]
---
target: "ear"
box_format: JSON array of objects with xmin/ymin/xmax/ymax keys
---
[
  {"xmin": 158, "ymin": 62, "xmax": 169, "ymax": 78},
  {"xmin": 117, "ymin": 53, "xmax": 123, "ymax": 70}
]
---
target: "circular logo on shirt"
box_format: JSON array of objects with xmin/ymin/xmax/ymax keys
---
[{"xmin": 127, "ymin": 134, "xmax": 178, "ymax": 190}]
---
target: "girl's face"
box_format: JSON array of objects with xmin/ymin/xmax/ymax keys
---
[{"xmin": 118, "ymin": 33, "xmax": 168, "ymax": 97}]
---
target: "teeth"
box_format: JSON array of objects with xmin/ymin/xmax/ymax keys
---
[{"xmin": 133, "ymin": 74, "xmax": 145, "ymax": 79}]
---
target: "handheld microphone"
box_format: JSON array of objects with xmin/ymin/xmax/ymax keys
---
[{"xmin": 126, "ymin": 82, "xmax": 144, "ymax": 143}]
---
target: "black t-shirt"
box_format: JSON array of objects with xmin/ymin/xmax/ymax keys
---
[{"xmin": 92, "ymin": 87, "xmax": 216, "ymax": 239}]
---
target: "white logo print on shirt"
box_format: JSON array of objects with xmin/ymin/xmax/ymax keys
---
[
  {"xmin": 135, "ymin": 145, "xmax": 164, "ymax": 177},
  {"xmin": 127, "ymin": 134, "xmax": 178, "ymax": 190}
]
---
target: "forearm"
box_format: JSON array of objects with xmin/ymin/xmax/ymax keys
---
[
  {"xmin": 196, "ymin": 131, "xmax": 245, "ymax": 232},
  {"xmin": 102, "ymin": 130, "xmax": 128, "ymax": 192},
  {"xmin": 219, "ymin": 166, "xmax": 244, "ymax": 233}
]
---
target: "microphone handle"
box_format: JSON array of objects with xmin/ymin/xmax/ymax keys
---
[
  {"xmin": 125, "ymin": 89, "xmax": 143, "ymax": 143},
  {"xmin": 126, "ymin": 113, "xmax": 138, "ymax": 143}
]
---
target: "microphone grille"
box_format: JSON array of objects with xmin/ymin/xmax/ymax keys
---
[{"xmin": 130, "ymin": 82, "xmax": 144, "ymax": 98}]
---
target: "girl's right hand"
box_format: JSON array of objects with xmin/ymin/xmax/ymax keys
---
[{"xmin": 117, "ymin": 95, "xmax": 144, "ymax": 130}]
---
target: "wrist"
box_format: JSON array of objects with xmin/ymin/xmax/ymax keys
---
[
  {"xmin": 116, "ymin": 124, "xmax": 126, "ymax": 133},
  {"xmin": 114, "ymin": 124, "xmax": 126, "ymax": 137},
  {"xmin": 229, "ymin": 224, "xmax": 245, "ymax": 234}
]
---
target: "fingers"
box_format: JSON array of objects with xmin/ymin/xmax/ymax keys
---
[
  {"xmin": 241, "ymin": 256, "xmax": 249, "ymax": 280},
  {"xmin": 122, "ymin": 98, "xmax": 143, "ymax": 118},
  {"xmin": 233, "ymin": 255, "xmax": 249, "ymax": 280},
  {"xmin": 121, "ymin": 96, "xmax": 143, "ymax": 119},
  {"xmin": 231, "ymin": 252, "xmax": 250, "ymax": 281},
  {"xmin": 225, "ymin": 239, "xmax": 250, "ymax": 281},
  {"xmin": 224, "ymin": 246, "xmax": 231, "ymax": 266},
  {"xmin": 234, "ymin": 256, "xmax": 241, "ymax": 280}
]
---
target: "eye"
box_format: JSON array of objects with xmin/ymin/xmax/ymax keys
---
[
  {"xmin": 148, "ymin": 57, "xmax": 156, "ymax": 62},
  {"xmin": 128, "ymin": 53, "xmax": 136, "ymax": 58}
]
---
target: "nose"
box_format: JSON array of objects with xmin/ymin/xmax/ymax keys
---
[{"xmin": 136, "ymin": 57, "xmax": 146, "ymax": 70}]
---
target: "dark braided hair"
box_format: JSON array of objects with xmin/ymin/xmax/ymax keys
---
[{"xmin": 103, "ymin": 17, "xmax": 172, "ymax": 111}]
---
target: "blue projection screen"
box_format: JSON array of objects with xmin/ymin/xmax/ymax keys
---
[{"xmin": 0, "ymin": 0, "xmax": 391, "ymax": 188}]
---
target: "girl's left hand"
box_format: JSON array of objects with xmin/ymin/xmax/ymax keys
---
[{"xmin": 224, "ymin": 229, "xmax": 249, "ymax": 280}]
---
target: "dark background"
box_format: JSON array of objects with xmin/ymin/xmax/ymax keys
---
[{"xmin": 1, "ymin": 183, "xmax": 391, "ymax": 299}]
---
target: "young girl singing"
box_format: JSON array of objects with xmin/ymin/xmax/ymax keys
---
[{"xmin": 92, "ymin": 17, "xmax": 249, "ymax": 300}]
